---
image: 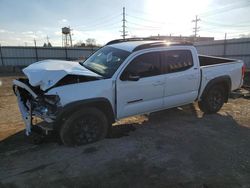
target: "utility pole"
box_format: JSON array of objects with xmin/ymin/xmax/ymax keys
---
[
  {"xmin": 0, "ymin": 43, "xmax": 4, "ymax": 66},
  {"xmin": 46, "ymin": 35, "xmax": 50, "ymax": 43},
  {"xmin": 34, "ymin": 39, "xmax": 37, "ymax": 47},
  {"xmin": 34, "ymin": 38, "xmax": 39, "ymax": 61},
  {"xmin": 121, "ymin": 7, "xmax": 127, "ymax": 39},
  {"xmin": 223, "ymin": 33, "xmax": 227, "ymax": 57},
  {"xmin": 192, "ymin": 15, "xmax": 200, "ymax": 39}
]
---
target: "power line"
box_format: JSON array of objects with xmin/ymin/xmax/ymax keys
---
[
  {"xmin": 200, "ymin": 26, "xmax": 250, "ymax": 34},
  {"xmin": 127, "ymin": 26, "xmax": 161, "ymax": 31},
  {"xmin": 199, "ymin": 18, "xmax": 250, "ymax": 35},
  {"xmin": 126, "ymin": 14, "xmax": 166, "ymax": 25},
  {"xmin": 80, "ymin": 13, "xmax": 121, "ymax": 26},
  {"xmin": 74, "ymin": 13, "xmax": 121, "ymax": 29},
  {"xmin": 201, "ymin": 20, "xmax": 250, "ymax": 28},
  {"xmin": 127, "ymin": 8, "xmax": 155, "ymax": 18},
  {"xmin": 200, "ymin": 1, "xmax": 250, "ymax": 17},
  {"xmin": 73, "ymin": 19, "xmax": 121, "ymax": 32},
  {"xmin": 127, "ymin": 21, "xmax": 162, "ymax": 29}
]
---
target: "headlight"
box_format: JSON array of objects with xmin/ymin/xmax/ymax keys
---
[{"xmin": 44, "ymin": 95, "xmax": 60, "ymax": 105}]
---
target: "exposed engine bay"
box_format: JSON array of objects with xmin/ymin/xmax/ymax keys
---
[
  {"xmin": 13, "ymin": 74, "xmax": 100, "ymax": 136},
  {"xmin": 12, "ymin": 59, "xmax": 102, "ymax": 135},
  {"xmin": 13, "ymin": 78, "xmax": 61, "ymax": 135}
]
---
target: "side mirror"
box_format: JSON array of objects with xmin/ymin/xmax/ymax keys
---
[{"xmin": 128, "ymin": 75, "xmax": 140, "ymax": 81}]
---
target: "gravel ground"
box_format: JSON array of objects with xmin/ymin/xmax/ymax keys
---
[{"xmin": 0, "ymin": 76, "xmax": 250, "ymax": 188}]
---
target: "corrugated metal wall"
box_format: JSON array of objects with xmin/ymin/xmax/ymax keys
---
[
  {"xmin": 1, "ymin": 38, "xmax": 250, "ymax": 68},
  {"xmin": 195, "ymin": 38, "xmax": 250, "ymax": 68},
  {"xmin": 0, "ymin": 46, "xmax": 98, "ymax": 66}
]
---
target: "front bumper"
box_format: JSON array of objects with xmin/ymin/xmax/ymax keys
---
[{"xmin": 13, "ymin": 79, "xmax": 57, "ymax": 135}]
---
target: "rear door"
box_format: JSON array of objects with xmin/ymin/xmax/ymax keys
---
[
  {"xmin": 116, "ymin": 51, "xmax": 165, "ymax": 118},
  {"xmin": 161, "ymin": 50, "xmax": 200, "ymax": 108}
]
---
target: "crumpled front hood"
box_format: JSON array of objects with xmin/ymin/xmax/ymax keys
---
[{"xmin": 23, "ymin": 59, "xmax": 101, "ymax": 91}]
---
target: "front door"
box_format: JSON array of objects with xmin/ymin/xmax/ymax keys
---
[{"xmin": 116, "ymin": 51, "xmax": 165, "ymax": 118}]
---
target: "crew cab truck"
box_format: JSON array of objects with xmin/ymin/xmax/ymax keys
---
[{"xmin": 13, "ymin": 39, "xmax": 246, "ymax": 146}]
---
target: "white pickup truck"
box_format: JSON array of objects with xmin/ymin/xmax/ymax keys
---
[{"xmin": 13, "ymin": 39, "xmax": 246, "ymax": 146}]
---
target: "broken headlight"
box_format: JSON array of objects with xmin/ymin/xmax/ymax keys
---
[{"xmin": 44, "ymin": 95, "xmax": 61, "ymax": 105}]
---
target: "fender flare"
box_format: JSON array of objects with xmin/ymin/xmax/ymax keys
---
[
  {"xmin": 200, "ymin": 76, "xmax": 232, "ymax": 102},
  {"xmin": 54, "ymin": 97, "xmax": 115, "ymax": 130}
]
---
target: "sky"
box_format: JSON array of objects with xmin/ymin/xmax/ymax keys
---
[{"xmin": 0, "ymin": 0, "xmax": 250, "ymax": 46}]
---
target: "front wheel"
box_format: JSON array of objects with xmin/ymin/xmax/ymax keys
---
[
  {"xmin": 198, "ymin": 85, "xmax": 226, "ymax": 114},
  {"xmin": 60, "ymin": 108, "xmax": 108, "ymax": 146}
]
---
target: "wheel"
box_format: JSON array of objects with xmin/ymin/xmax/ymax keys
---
[
  {"xmin": 60, "ymin": 107, "xmax": 108, "ymax": 146},
  {"xmin": 198, "ymin": 85, "xmax": 226, "ymax": 114}
]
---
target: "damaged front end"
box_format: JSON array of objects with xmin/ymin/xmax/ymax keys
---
[
  {"xmin": 13, "ymin": 78, "xmax": 61, "ymax": 136},
  {"xmin": 13, "ymin": 59, "xmax": 104, "ymax": 138}
]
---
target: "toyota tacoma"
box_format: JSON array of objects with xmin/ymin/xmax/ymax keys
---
[{"xmin": 13, "ymin": 39, "xmax": 246, "ymax": 146}]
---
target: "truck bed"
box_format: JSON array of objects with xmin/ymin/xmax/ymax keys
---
[
  {"xmin": 199, "ymin": 55, "xmax": 235, "ymax": 67},
  {"xmin": 198, "ymin": 57, "xmax": 244, "ymax": 100}
]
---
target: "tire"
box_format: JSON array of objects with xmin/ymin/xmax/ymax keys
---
[
  {"xmin": 60, "ymin": 107, "xmax": 108, "ymax": 146},
  {"xmin": 198, "ymin": 85, "xmax": 226, "ymax": 114}
]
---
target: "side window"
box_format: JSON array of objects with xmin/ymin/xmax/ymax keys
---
[
  {"xmin": 161, "ymin": 50, "xmax": 193, "ymax": 73},
  {"xmin": 121, "ymin": 52, "xmax": 161, "ymax": 80}
]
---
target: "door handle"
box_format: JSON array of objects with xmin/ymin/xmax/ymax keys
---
[{"xmin": 153, "ymin": 81, "xmax": 164, "ymax": 86}]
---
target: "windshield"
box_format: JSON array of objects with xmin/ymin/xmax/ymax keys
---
[{"xmin": 80, "ymin": 46, "xmax": 131, "ymax": 78}]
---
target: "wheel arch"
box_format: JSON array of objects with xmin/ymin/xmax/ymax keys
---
[
  {"xmin": 54, "ymin": 97, "xmax": 115, "ymax": 130},
  {"xmin": 200, "ymin": 75, "xmax": 232, "ymax": 103}
]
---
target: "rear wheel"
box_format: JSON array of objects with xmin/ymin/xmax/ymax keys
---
[
  {"xmin": 198, "ymin": 85, "xmax": 226, "ymax": 114},
  {"xmin": 60, "ymin": 107, "xmax": 108, "ymax": 146}
]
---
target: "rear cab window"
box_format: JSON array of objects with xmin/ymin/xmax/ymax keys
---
[{"xmin": 161, "ymin": 50, "xmax": 194, "ymax": 73}]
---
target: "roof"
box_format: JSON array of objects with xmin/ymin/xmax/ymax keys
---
[
  {"xmin": 109, "ymin": 41, "xmax": 161, "ymax": 52},
  {"xmin": 107, "ymin": 38, "xmax": 193, "ymax": 52}
]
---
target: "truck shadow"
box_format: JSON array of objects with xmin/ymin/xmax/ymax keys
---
[
  {"xmin": 1, "ymin": 103, "xmax": 250, "ymax": 188},
  {"xmin": 0, "ymin": 103, "xmax": 249, "ymax": 153},
  {"xmin": 108, "ymin": 124, "xmax": 137, "ymax": 138},
  {"xmin": 108, "ymin": 104, "xmax": 200, "ymax": 138}
]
